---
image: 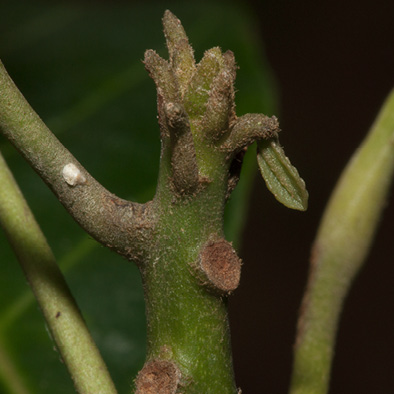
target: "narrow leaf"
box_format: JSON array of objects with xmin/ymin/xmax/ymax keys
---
[{"xmin": 257, "ymin": 139, "xmax": 308, "ymax": 211}]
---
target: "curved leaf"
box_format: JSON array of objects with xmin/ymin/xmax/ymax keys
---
[{"xmin": 257, "ymin": 139, "xmax": 308, "ymax": 211}]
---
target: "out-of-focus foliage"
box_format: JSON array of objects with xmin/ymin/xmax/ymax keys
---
[{"xmin": 0, "ymin": 1, "xmax": 276, "ymax": 392}]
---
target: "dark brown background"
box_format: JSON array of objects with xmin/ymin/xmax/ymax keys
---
[{"xmin": 231, "ymin": 0, "xmax": 394, "ymax": 393}]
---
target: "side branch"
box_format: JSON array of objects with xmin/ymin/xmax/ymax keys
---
[
  {"xmin": 0, "ymin": 60, "xmax": 153, "ymax": 262},
  {"xmin": 221, "ymin": 113, "xmax": 280, "ymax": 158}
]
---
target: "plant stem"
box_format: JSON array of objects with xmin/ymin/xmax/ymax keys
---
[
  {"xmin": 290, "ymin": 89, "xmax": 394, "ymax": 394},
  {"xmin": 134, "ymin": 12, "xmax": 288, "ymax": 392},
  {"xmin": 0, "ymin": 60, "xmax": 152, "ymax": 263},
  {"xmin": 0, "ymin": 151, "xmax": 117, "ymax": 394},
  {"xmin": 138, "ymin": 146, "xmax": 237, "ymax": 393}
]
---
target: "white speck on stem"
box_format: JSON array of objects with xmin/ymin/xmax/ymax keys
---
[{"xmin": 62, "ymin": 163, "xmax": 86, "ymax": 186}]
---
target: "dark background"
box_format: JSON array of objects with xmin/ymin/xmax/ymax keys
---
[{"xmin": 231, "ymin": 0, "xmax": 394, "ymax": 393}]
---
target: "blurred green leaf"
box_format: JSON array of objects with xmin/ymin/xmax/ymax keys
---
[{"xmin": 0, "ymin": 1, "xmax": 276, "ymax": 392}]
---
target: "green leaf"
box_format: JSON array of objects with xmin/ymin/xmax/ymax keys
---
[
  {"xmin": 0, "ymin": 1, "xmax": 276, "ymax": 393},
  {"xmin": 257, "ymin": 139, "xmax": 308, "ymax": 211}
]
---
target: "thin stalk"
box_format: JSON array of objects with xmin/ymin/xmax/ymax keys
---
[
  {"xmin": 0, "ymin": 151, "xmax": 117, "ymax": 394},
  {"xmin": 290, "ymin": 89, "xmax": 394, "ymax": 394},
  {"xmin": 0, "ymin": 237, "xmax": 96, "ymax": 332},
  {"xmin": 0, "ymin": 60, "xmax": 152, "ymax": 263}
]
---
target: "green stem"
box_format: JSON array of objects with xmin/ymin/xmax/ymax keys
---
[
  {"xmin": 136, "ymin": 11, "xmax": 300, "ymax": 392},
  {"xmin": 290, "ymin": 89, "xmax": 394, "ymax": 394},
  {"xmin": 0, "ymin": 151, "xmax": 117, "ymax": 394},
  {"xmin": 141, "ymin": 168, "xmax": 237, "ymax": 393},
  {"xmin": 0, "ymin": 237, "xmax": 96, "ymax": 333},
  {"xmin": 0, "ymin": 60, "xmax": 152, "ymax": 263}
]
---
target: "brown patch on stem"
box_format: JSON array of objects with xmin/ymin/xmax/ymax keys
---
[
  {"xmin": 197, "ymin": 238, "xmax": 242, "ymax": 294},
  {"xmin": 135, "ymin": 360, "xmax": 181, "ymax": 394}
]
